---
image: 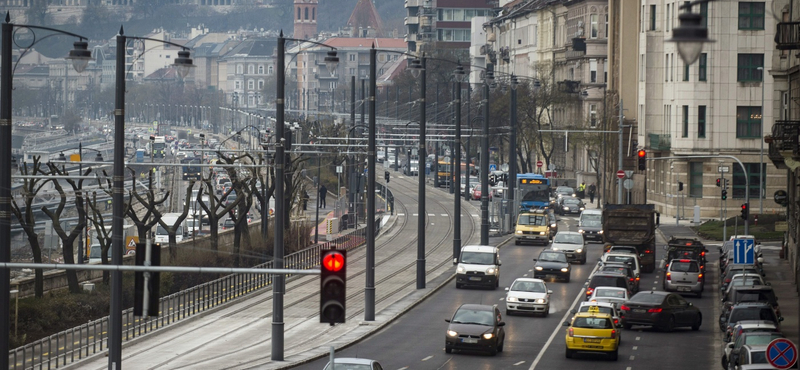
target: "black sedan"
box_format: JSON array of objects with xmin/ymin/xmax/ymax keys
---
[
  {"xmin": 619, "ymin": 291, "xmax": 702, "ymax": 332},
  {"xmin": 557, "ymin": 197, "xmax": 585, "ymax": 215},
  {"xmin": 533, "ymin": 250, "xmax": 571, "ymax": 282},
  {"xmin": 445, "ymin": 304, "xmax": 506, "ymax": 355}
]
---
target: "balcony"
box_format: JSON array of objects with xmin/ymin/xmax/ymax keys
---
[
  {"xmin": 766, "ymin": 120, "xmax": 800, "ymax": 168},
  {"xmin": 565, "ymin": 49, "xmax": 586, "ymax": 60},
  {"xmin": 775, "ymin": 22, "xmax": 800, "ymax": 50},
  {"xmin": 648, "ymin": 133, "xmax": 671, "ymax": 151},
  {"xmin": 405, "ymin": 16, "xmax": 419, "ymax": 25}
]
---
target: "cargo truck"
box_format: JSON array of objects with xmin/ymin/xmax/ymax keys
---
[{"xmin": 602, "ymin": 204, "xmax": 658, "ymax": 273}]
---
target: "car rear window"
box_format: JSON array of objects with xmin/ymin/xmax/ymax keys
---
[
  {"xmin": 573, "ymin": 317, "xmax": 613, "ymax": 329},
  {"xmin": 600, "ymin": 266, "xmax": 630, "ymax": 276},
  {"xmin": 729, "ymin": 307, "xmax": 778, "ymax": 323},
  {"xmin": 629, "ymin": 293, "xmax": 665, "ymax": 304},
  {"xmin": 670, "ymin": 261, "xmax": 699, "ymax": 272},
  {"xmin": 736, "ymin": 291, "xmax": 776, "ymax": 304},
  {"xmin": 606, "ymin": 255, "xmax": 635, "ymax": 265},
  {"xmin": 591, "ymin": 276, "xmax": 625, "ymax": 288},
  {"xmin": 745, "ymin": 334, "xmax": 784, "ymax": 345},
  {"xmin": 750, "ymin": 351, "xmax": 768, "ymax": 364}
]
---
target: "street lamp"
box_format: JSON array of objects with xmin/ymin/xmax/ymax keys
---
[
  {"xmin": 110, "ymin": 26, "xmax": 193, "ymax": 368},
  {"xmin": 668, "ymin": 1, "xmax": 714, "ymax": 65},
  {"xmin": 508, "ymin": 75, "xmax": 519, "ymax": 227},
  {"xmin": 275, "ymin": 31, "xmax": 338, "ymax": 360},
  {"xmin": 408, "ymin": 54, "xmax": 427, "ymax": 289},
  {"xmin": 0, "ymin": 14, "xmax": 91, "ymax": 366},
  {"xmin": 453, "ymin": 64, "xmax": 466, "ymax": 263},
  {"xmin": 480, "ymin": 65, "xmax": 495, "ymax": 245},
  {"xmin": 758, "ymin": 66, "xmax": 765, "ymax": 215}
]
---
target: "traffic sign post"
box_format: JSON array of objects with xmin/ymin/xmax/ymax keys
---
[
  {"xmin": 733, "ymin": 238, "xmax": 755, "ymax": 265},
  {"xmin": 767, "ymin": 338, "xmax": 798, "ymax": 369},
  {"xmin": 489, "ymin": 164, "xmax": 497, "ymax": 171},
  {"xmin": 616, "ymin": 170, "xmax": 625, "ymax": 179},
  {"xmin": 536, "ymin": 160, "xmax": 543, "ymax": 168}
]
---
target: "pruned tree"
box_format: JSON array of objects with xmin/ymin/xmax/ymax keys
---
[
  {"xmin": 10, "ymin": 157, "xmax": 51, "ymax": 298},
  {"xmin": 156, "ymin": 181, "xmax": 194, "ymax": 259},
  {"xmin": 196, "ymin": 172, "xmax": 242, "ymax": 254}
]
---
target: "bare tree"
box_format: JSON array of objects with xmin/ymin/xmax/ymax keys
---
[
  {"xmin": 156, "ymin": 181, "xmax": 195, "ymax": 259},
  {"xmin": 10, "ymin": 157, "xmax": 51, "ymax": 298}
]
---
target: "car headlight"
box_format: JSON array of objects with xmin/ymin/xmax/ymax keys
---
[
  {"xmin": 482, "ymin": 333, "xmax": 494, "ymax": 340},
  {"xmin": 551, "ymin": 223, "xmax": 557, "ymax": 227},
  {"xmin": 576, "ymin": 248, "xmax": 583, "ymax": 253},
  {"xmin": 572, "ymin": 193, "xmax": 576, "ymax": 197},
  {"xmin": 598, "ymin": 230, "xmax": 604, "ymax": 234},
  {"xmin": 551, "ymin": 246, "xmax": 559, "ymax": 251},
  {"xmin": 560, "ymin": 267, "xmax": 569, "ymax": 272},
  {"xmin": 536, "ymin": 298, "xmax": 547, "ymax": 304},
  {"xmin": 447, "ymin": 330, "xmax": 458, "ymax": 337},
  {"xmin": 539, "ymin": 231, "xmax": 546, "ymax": 235},
  {"xmin": 507, "ymin": 296, "xmax": 518, "ymax": 302},
  {"xmin": 580, "ymin": 207, "xmax": 585, "ymax": 211},
  {"xmin": 578, "ymin": 229, "xmax": 585, "ymax": 233},
  {"xmin": 563, "ymin": 207, "xmax": 569, "ymax": 211},
  {"xmin": 516, "ymin": 230, "xmax": 523, "ymax": 234},
  {"xmin": 486, "ymin": 267, "xmax": 496, "ymax": 275},
  {"xmin": 535, "ymin": 266, "xmax": 543, "ymax": 271},
  {"xmin": 457, "ymin": 266, "xmax": 465, "ymax": 273}
]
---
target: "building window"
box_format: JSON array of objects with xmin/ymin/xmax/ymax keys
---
[
  {"xmin": 684, "ymin": 61, "xmax": 690, "ymax": 81},
  {"xmin": 349, "ymin": 54, "xmax": 356, "ymax": 62},
  {"xmin": 236, "ymin": 64, "xmax": 243, "ymax": 74},
  {"xmin": 650, "ymin": 5, "xmax": 657, "ymax": 30},
  {"xmin": 349, "ymin": 68, "xmax": 355, "ymax": 75},
  {"xmin": 605, "ymin": 14, "xmax": 609, "ymax": 37},
  {"xmin": 589, "ymin": 104, "xmax": 597, "ymax": 127},
  {"xmin": 258, "ymin": 80, "xmax": 264, "ymax": 89},
  {"xmin": 258, "ymin": 66, "xmax": 264, "ymax": 74},
  {"xmin": 665, "ymin": 54, "xmax": 669, "ymax": 82},
  {"xmin": 304, "ymin": 7, "xmax": 308, "ymax": 20},
  {"xmin": 732, "ymin": 163, "xmax": 765, "ymax": 199},
  {"xmin": 682, "ymin": 105, "xmax": 689, "ymax": 137},
  {"xmin": 590, "ymin": 59, "xmax": 597, "ymax": 82},
  {"xmin": 268, "ymin": 65, "xmax": 273, "ymax": 74},
  {"xmin": 312, "ymin": 7, "xmax": 315, "ymax": 20},
  {"xmin": 297, "ymin": 7, "xmax": 301, "ymax": 19},
  {"xmin": 736, "ymin": 106, "xmax": 762, "ymax": 138},
  {"xmin": 689, "ymin": 162, "xmax": 703, "ymax": 198},
  {"xmin": 235, "ymin": 81, "xmax": 241, "ymax": 89},
  {"xmin": 738, "ymin": 2, "xmax": 765, "ymax": 30},
  {"xmin": 590, "ymin": 14, "xmax": 598, "ymax": 39},
  {"xmin": 698, "ymin": 105, "xmax": 706, "ymax": 138},
  {"xmin": 700, "ymin": 1, "xmax": 708, "ymax": 27},
  {"xmin": 666, "ymin": 3, "xmax": 671, "ymax": 32},
  {"xmin": 248, "ymin": 65, "xmax": 254, "ymax": 74},
  {"xmin": 698, "ymin": 53, "xmax": 707, "ymax": 81},
  {"xmin": 248, "ymin": 80, "xmax": 254, "ymax": 90},
  {"xmin": 737, "ymin": 54, "xmax": 764, "ymax": 82}
]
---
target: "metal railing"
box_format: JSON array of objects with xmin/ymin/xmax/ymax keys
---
[
  {"xmin": 776, "ymin": 22, "xmax": 800, "ymax": 50},
  {"xmin": 8, "ymin": 206, "xmax": 391, "ymax": 369}
]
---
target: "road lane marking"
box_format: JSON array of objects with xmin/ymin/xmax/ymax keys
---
[
  {"xmin": 398, "ymin": 213, "xmax": 405, "ymax": 216},
  {"xmin": 441, "ymin": 214, "xmax": 447, "ymax": 216},
  {"xmin": 398, "ymin": 367, "xmax": 409, "ymax": 370},
  {"xmin": 627, "ymin": 367, "xmax": 632, "ymax": 370},
  {"xmin": 422, "ymin": 355, "xmax": 433, "ymax": 361},
  {"xmin": 428, "ymin": 213, "xmax": 435, "ymax": 216},
  {"xmin": 514, "ymin": 361, "xmax": 526, "ymax": 366},
  {"xmin": 629, "ymin": 355, "xmax": 635, "ymax": 360},
  {"xmin": 636, "ymin": 337, "xmax": 640, "ymax": 341},
  {"xmin": 633, "ymin": 346, "xmax": 638, "ymax": 350},
  {"xmin": 413, "ymin": 213, "xmax": 419, "ymax": 216},
  {"xmin": 529, "ymin": 262, "xmax": 599, "ymax": 370}
]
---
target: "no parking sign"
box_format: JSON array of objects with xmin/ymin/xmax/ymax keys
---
[{"xmin": 767, "ymin": 338, "xmax": 798, "ymax": 369}]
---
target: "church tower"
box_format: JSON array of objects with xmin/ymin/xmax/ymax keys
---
[{"xmin": 293, "ymin": 0, "xmax": 318, "ymax": 40}]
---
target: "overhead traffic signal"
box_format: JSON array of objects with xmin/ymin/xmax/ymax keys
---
[
  {"xmin": 741, "ymin": 203, "xmax": 749, "ymax": 220},
  {"xmin": 489, "ymin": 173, "xmax": 497, "ymax": 186},
  {"xmin": 320, "ymin": 249, "xmax": 346, "ymax": 324},
  {"xmin": 637, "ymin": 150, "xmax": 646, "ymax": 170}
]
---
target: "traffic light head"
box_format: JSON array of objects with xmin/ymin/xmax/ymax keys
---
[
  {"xmin": 384, "ymin": 170, "xmax": 390, "ymax": 183},
  {"xmin": 637, "ymin": 150, "xmax": 646, "ymax": 171},
  {"xmin": 320, "ymin": 249, "xmax": 346, "ymax": 324},
  {"xmin": 716, "ymin": 178, "xmax": 721, "ymax": 187},
  {"xmin": 678, "ymin": 182, "xmax": 684, "ymax": 191},
  {"xmin": 741, "ymin": 203, "xmax": 749, "ymax": 220},
  {"xmin": 721, "ymin": 189, "xmax": 727, "ymax": 200}
]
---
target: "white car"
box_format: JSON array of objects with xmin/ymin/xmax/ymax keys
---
[
  {"xmin": 724, "ymin": 273, "xmax": 767, "ymax": 296},
  {"xmin": 573, "ymin": 301, "xmax": 623, "ymax": 327},
  {"xmin": 587, "ymin": 286, "xmax": 629, "ymax": 307},
  {"xmin": 601, "ymin": 252, "xmax": 641, "ymax": 279},
  {"xmin": 323, "ymin": 357, "xmax": 382, "ymax": 370},
  {"xmin": 505, "ymin": 278, "xmax": 552, "ymax": 316}
]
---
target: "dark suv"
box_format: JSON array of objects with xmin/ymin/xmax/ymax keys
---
[
  {"xmin": 722, "ymin": 285, "xmax": 780, "ymax": 320},
  {"xmin": 585, "ymin": 272, "xmax": 630, "ymax": 300},
  {"xmin": 663, "ymin": 237, "xmax": 707, "ymax": 271},
  {"xmin": 719, "ymin": 302, "xmax": 783, "ymax": 342}
]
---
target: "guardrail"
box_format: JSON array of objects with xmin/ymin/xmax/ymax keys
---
[{"xmin": 9, "ymin": 221, "xmax": 383, "ymax": 369}]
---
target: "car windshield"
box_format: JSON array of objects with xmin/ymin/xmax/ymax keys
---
[
  {"xmin": 606, "ymin": 255, "xmax": 635, "ymax": 265},
  {"xmin": 581, "ymin": 219, "xmax": 601, "ymax": 227},
  {"xmin": 729, "ymin": 307, "xmax": 778, "ymax": 323},
  {"xmin": 556, "ymin": 187, "xmax": 574, "ymax": 194},
  {"xmin": 596, "ymin": 289, "xmax": 626, "ymax": 298},
  {"xmin": 554, "ymin": 233, "xmax": 583, "ymax": 244},
  {"xmin": 601, "ymin": 266, "xmax": 629, "ymax": 276},
  {"xmin": 572, "ymin": 317, "xmax": 612, "ymax": 329},
  {"xmin": 670, "ymin": 261, "xmax": 699, "ymax": 272},
  {"xmin": 518, "ymin": 215, "xmax": 547, "ymax": 226},
  {"xmin": 578, "ymin": 305, "xmax": 614, "ymax": 315},
  {"xmin": 460, "ymin": 252, "xmax": 495, "ymax": 265},
  {"xmin": 630, "ymin": 293, "xmax": 665, "ymax": 304},
  {"xmin": 452, "ymin": 309, "xmax": 494, "ymax": 326},
  {"xmin": 750, "ymin": 350, "xmax": 768, "ymax": 364},
  {"xmin": 511, "ymin": 280, "xmax": 547, "ymax": 293},
  {"xmin": 538, "ymin": 252, "xmax": 567, "ymax": 263},
  {"xmin": 564, "ymin": 198, "xmax": 580, "ymax": 205}
]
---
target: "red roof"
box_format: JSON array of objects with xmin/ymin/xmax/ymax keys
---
[{"xmin": 347, "ymin": 0, "xmax": 385, "ymax": 37}]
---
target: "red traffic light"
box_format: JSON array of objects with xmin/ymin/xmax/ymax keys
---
[
  {"xmin": 322, "ymin": 252, "xmax": 344, "ymax": 272},
  {"xmin": 741, "ymin": 204, "xmax": 747, "ymax": 210},
  {"xmin": 637, "ymin": 149, "xmax": 646, "ymax": 158}
]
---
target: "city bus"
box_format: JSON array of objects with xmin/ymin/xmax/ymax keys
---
[{"xmin": 517, "ymin": 173, "xmax": 551, "ymax": 211}]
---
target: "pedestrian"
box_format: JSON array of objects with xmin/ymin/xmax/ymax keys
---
[
  {"xmin": 105, "ymin": 199, "xmax": 111, "ymax": 210},
  {"xmin": 318, "ymin": 184, "xmax": 327, "ymax": 208},
  {"xmin": 302, "ymin": 189, "xmax": 309, "ymax": 211},
  {"xmin": 588, "ymin": 183, "xmax": 596, "ymax": 203}
]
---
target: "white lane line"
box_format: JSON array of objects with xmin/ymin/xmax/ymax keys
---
[
  {"xmin": 529, "ymin": 263, "xmax": 599, "ymax": 370},
  {"xmin": 626, "ymin": 367, "xmax": 632, "ymax": 370},
  {"xmin": 398, "ymin": 367, "xmax": 409, "ymax": 370},
  {"xmin": 632, "ymin": 346, "xmax": 638, "ymax": 350},
  {"xmin": 398, "ymin": 213, "xmax": 405, "ymax": 216},
  {"xmin": 441, "ymin": 214, "xmax": 448, "ymax": 217},
  {"xmin": 412, "ymin": 213, "xmax": 419, "ymax": 216},
  {"xmin": 629, "ymin": 355, "xmax": 635, "ymax": 360},
  {"xmin": 514, "ymin": 361, "xmax": 526, "ymax": 366},
  {"xmin": 636, "ymin": 336, "xmax": 641, "ymax": 341},
  {"xmin": 422, "ymin": 355, "xmax": 433, "ymax": 361},
  {"xmin": 472, "ymin": 214, "xmax": 479, "ymax": 217},
  {"xmin": 428, "ymin": 213, "xmax": 435, "ymax": 216}
]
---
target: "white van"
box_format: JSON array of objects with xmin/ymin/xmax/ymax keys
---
[
  {"xmin": 155, "ymin": 213, "xmax": 186, "ymax": 244},
  {"xmin": 455, "ymin": 245, "xmax": 501, "ymax": 289}
]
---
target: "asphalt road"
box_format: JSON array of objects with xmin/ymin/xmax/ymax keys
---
[{"xmin": 293, "ymin": 205, "xmax": 718, "ymax": 370}]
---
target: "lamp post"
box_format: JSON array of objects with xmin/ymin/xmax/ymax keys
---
[
  {"xmin": 453, "ymin": 64, "xmax": 466, "ymax": 262},
  {"xmin": 409, "ymin": 55, "xmax": 427, "ymax": 289},
  {"xmin": 480, "ymin": 65, "xmax": 495, "ymax": 245},
  {"xmin": 366, "ymin": 46, "xmax": 377, "ymax": 321},
  {"xmin": 1, "ymin": 14, "xmax": 91, "ymax": 366},
  {"xmin": 758, "ymin": 66, "xmax": 765, "ymax": 215},
  {"xmin": 509, "ymin": 75, "xmax": 519, "ymax": 226},
  {"xmin": 275, "ymin": 31, "xmax": 338, "ymax": 360},
  {"xmin": 112, "ymin": 26, "xmax": 193, "ymax": 367}
]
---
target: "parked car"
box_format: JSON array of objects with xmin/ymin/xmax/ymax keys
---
[
  {"xmin": 323, "ymin": 357, "xmax": 383, "ymax": 370},
  {"xmin": 505, "ymin": 278, "xmax": 552, "ymax": 316},
  {"xmin": 533, "ymin": 250, "xmax": 571, "ymax": 282},
  {"xmin": 663, "ymin": 259, "xmax": 704, "ymax": 297},
  {"xmin": 444, "ymin": 304, "xmax": 506, "ymax": 355},
  {"xmin": 724, "ymin": 329, "xmax": 783, "ymax": 369},
  {"xmin": 729, "ymin": 345, "xmax": 770, "ymax": 370},
  {"xmin": 721, "ymin": 285, "xmax": 781, "ymax": 320},
  {"xmin": 719, "ymin": 303, "xmax": 782, "ymax": 341},
  {"xmin": 550, "ymin": 231, "xmax": 586, "ymax": 264},
  {"xmin": 619, "ymin": 291, "xmax": 702, "ymax": 331}
]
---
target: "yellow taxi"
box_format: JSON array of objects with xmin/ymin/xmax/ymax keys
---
[
  {"xmin": 514, "ymin": 210, "xmax": 552, "ymax": 245},
  {"xmin": 563, "ymin": 307, "xmax": 620, "ymax": 360}
]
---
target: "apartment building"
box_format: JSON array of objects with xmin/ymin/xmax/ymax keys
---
[
  {"xmin": 405, "ymin": 0, "xmax": 496, "ymax": 53},
  {"xmin": 639, "ymin": 0, "xmax": 783, "ymax": 218}
]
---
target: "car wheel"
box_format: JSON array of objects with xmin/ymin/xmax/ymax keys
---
[
  {"xmin": 609, "ymin": 349, "xmax": 618, "ymax": 361},
  {"xmin": 696, "ymin": 291, "xmax": 702, "ymax": 298},
  {"xmin": 564, "ymin": 274, "xmax": 571, "ymax": 283},
  {"xmin": 565, "ymin": 348, "xmax": 574, "ymax": 359},
  {"xmin": 498, "ymin": 339, "xmax": 504, "ymax": 353},
  {"xmin": 721, "ymin": 354, "xmax": 727, "ymax": 370},
  {"xmin": 543, "ymin": 305, "xmax": 550, "ymax": 317},
  {"xmin": 663, "ymin": 316, "xmax": 676, "ymax": 332},
  {"xmin": 445, "ymin": 346, "xmax": 452, "ymax": 354},
  {"xmin": 489, "ymin": 343, "xmax": 498, "ymax": 356},
  {"xmin": 692, "ymin": 314, "xmax": 702, "ymax": 331},
  {"xmin": 515, "ymin": 240, "xmax": 520, "ymax": 245},
  {"xmin": 456, "ymin": 282, "xmax": 462, "ymax": 289},
  {"xmin": 506, "ymin": 309, "xmax": 513, "ymax": 316},
  {"xmin": 580, "ymin": 258, "xmax": 586, "ymax": 265},
  {"xmin": 623, "ymin": 323, "xmax": 632, "ymax": 330},
  {"xmin": 496, "ymin": 278, "xmax": 500, "ymax": 288}
]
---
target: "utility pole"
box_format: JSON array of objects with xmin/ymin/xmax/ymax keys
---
[{"xmin": 618, "ymin": 99, "xmax": 624, "ymax": 204}]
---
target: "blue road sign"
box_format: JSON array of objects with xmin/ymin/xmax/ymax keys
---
[
  {"xmin": 733, "ymin": 238, "xmax": 755, "ymax": 265},
  {"xmin": 767, "ymin": 338, "xmax": 797, "ymax": 369},
  {"xmin": 489, "ymin": 164, "xmax": 497, "ymax": 171}
]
